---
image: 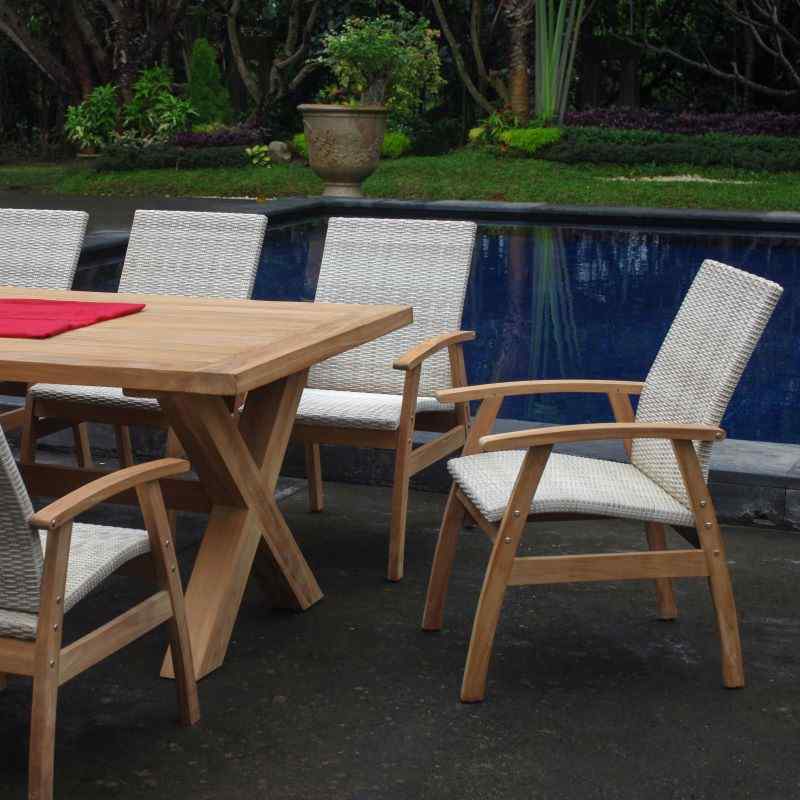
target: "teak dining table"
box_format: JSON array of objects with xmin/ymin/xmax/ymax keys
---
[{"xmin": 0, "ymin": 286, "xmax": 412, "ymax": 680}]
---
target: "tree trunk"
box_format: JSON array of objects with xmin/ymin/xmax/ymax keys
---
[{"xmin": 508, "ymin": 6, "xmax": 531, "ymax": 123}]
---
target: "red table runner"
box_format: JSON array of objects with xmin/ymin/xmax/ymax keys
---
[{"xmin": 0, "ymin": 298, "xmax": 146, "ymax": 339}]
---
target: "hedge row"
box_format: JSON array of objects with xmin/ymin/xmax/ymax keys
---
[
  {"xmin": 537, "ymin": 127, "xmax": 800, "ymax": 171},
  {"xmin": 172, "ymin": 124, "xmax": 272, "ymax": 148},
  {"xmin": 98, "ymin": 130, "xmax": 418, "ymax": 171},
  {"xmin": 95, "ymin": 144, "xmax": 250, "ymax": 171},
  {"xmin": 564, "ymin": 109, "xmax": 800, "ymax": 138}
]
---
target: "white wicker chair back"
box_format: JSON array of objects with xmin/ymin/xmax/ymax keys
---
[
  {"xmin": 633, "ymin": 259, "xmax": 783, "ymax": 506},
  {"xmin": 0, "ymin": 208, "xmax": 88, "ymax": 289},
  {"xmin": 308, "ymin": 217, "xmax": 477, "ymax": 397},
  {"xmin": 118, "ymin": 210, "xmax": 267, "ymax": 299},
  {"xmin": 0, "ymin": 427, "xmax": 39, "ymax": 618}
]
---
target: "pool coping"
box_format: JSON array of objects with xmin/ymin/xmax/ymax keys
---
[{"xmin": 259, "ymin": 196, "xmax": 800, "ymax": 234}]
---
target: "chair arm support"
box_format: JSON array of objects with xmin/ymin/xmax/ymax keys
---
[
  {"xmin": 30, "ymin": 458, "xmax": 191, "ymax": 530},
  {"xmin": 479, "ymin": 422, "xmax": 725, "ymax": 452},
  {"xmin": 435, "ymin": 379, "xmax": 645, "ymax": 404},
  {"xmin": 393, "ymin": 331, "xmax": 476, "ymax": 371}
]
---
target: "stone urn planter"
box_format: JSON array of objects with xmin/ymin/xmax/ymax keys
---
[{"xmin": 299, "ymin": 104, "xmax": 387, "ymax": 197}]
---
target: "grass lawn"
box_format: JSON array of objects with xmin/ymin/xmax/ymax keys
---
[{"xmin": 2, "ymin": 149, "xmax": 800, "ymax": 211}]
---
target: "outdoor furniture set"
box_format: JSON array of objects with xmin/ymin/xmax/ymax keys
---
[{"xmin": 0, "ymin": 207, "xmax": 782, "ymax": 800}]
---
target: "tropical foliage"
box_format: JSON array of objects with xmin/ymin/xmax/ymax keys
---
[
  {"xmin": 1, "ymin": 0, "xmax": 800, "ymax": 156},
  {"xmin": 64, "ymin": 85, "xmax": 118, "ymax": 150},
  {"xmin": 318, "ymin": 9, "xmax": 445, "ymax": 130}
]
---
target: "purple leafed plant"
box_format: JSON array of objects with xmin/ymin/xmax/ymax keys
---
[
  {"xmin": 172, "ymin": 124, "xmax": 271, "ymax": 148},
  {"xmin": 564, "ymin": 109, "xmax": 800, "ymax": 137}
]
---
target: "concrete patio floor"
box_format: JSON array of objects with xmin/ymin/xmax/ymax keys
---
[{"xmin": 1, "ymin": 481, "xmax": 799, "ymax": 799}]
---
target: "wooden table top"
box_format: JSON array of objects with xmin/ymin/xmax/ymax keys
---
[{"xmin": 0, "ymin": 287, "xmax": 412, "ymax": 395}]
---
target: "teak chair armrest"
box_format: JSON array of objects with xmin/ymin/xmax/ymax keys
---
[
  {"xmin": 393, "ymin": 330, "xmax": 476, "ymax": 371},
  {"xmin": 479, "ymin": 422, "xmax": 725, "ymax": 452},
  {"xmin": 435, "ymin": 379, "xmax": 645, "ymax": 405},
  {"xmin": 30, "ymin": 458, "xmax": 190, "ymax": 530}
]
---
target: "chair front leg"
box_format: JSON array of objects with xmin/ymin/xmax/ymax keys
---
[
  {"xmin": 30, "ymin": 523, "xmax": 72, "ymax": 800},
  {"xmin": 645, "ymin": 522, "xmax": 678, "ymax": 620},
  {"xmin": 422, "ymin": 485, "xmax": 467, "ymax": 630},
  {"xmin": 461, "ymin": 445, "xmax": 552, "ymax": 703},
  {"xmin": 305, "ymin": 443, "xmax": 324, "ymax": 513},
  {"xmin": 388, "ymin": 366, "xmax": 421, "ymax": 582},
  {"xmin": 673, "ymin": 440, "xmax": 744, "ymax": 688}
]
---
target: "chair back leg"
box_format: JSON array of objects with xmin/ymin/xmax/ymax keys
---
[
  {"xmin": 305, "ymin": 443, "xmax": 324, "ymax": 512},
  {"xmin": 422, "ymin": 486, "xmax": 467, "ymax": 631},
  {"xmin": 645, "ymin": 522, "xmax": 678, "ymax": 620},
  {"xmin": 71, "ymin": 424, "xmax": 93, "ymax": 469},
  {"xmin": 672, "ymin": 440, "xmax": 745, "ymax": 688},
  {"xmin": 137, "ymin": 480, "xmax": 200, "ymax": 725},
  {"xmin": 20, "ymin": 395, "xmax": 38, "ymax": 464},
  {"xmin": 114, "ymin": 425, "xmax": 135, "ymax": 467}
]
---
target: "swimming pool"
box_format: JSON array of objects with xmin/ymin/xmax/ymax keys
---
[{"xmin": 254, "ymin": 218, "xmax": 799, "ymax": 445}]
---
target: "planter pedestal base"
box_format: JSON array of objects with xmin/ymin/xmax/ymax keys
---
[{"xmin": 322, "ymin": 182, "xmax": 365, "ymax": 198}]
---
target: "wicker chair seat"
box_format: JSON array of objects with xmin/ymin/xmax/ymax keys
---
[
  {"xmin": 449, "ymin": 451, "xmax": 695, "ymax": 526},
  {"xmin": 30, "ymin": 384, "xmax": 160, "ymax": 412},
  {"xmin": 297, "ymin": 388, "xmax": 452, "ymax": 431}
]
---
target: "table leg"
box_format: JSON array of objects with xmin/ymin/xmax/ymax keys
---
[{"xmin": 158, "ymin": 372, "xmax": 322, "ymax": 680}]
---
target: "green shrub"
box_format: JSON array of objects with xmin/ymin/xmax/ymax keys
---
[
  {"xmin": 245, "ymin": 144, "xmax": 271, "ymax": 167},
  {"xmin": 291, "ymin": 130, "xmax": 411, "ymax": 160},
  {"xmin": 64, "ymin": 85, "xmax": 118, "ymax": 150},
  {"xmin": 499, "ymin": 127, "xmax": 562, "ymax": 156},
  {"xmin": 537, "ymin": 127, "xmax": 800, "ymax": 171},
  {"xmin": 381, "ymin": 131, "xmax": 412, "ymax": 158},
  {"xmin": 292, "ymin": 133, "xmax": 308, "ymax": 159},
  {"xmin": 96, "ymin": 143, "xmax": 248, "ymax": 171},
  {"xmin": 188, "ymin": 39, "xmax": 232, "ymax": 125},
  {"xmin": 123, "ymin": 66, "xmax": 195, "ymax": 142}
]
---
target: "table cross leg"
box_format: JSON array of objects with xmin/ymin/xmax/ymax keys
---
[{"xmin": 158, "ymin": 371, "xmax": 322, "ymax": 680}]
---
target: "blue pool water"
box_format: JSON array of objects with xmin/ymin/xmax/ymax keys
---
[{"xmin": 253, "ymin": 219, "xmax": 799, "ymax": 445}]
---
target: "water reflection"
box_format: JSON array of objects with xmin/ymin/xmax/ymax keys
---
[{"xmin": 88, "ymin": 216, "xmax": 800, "ymax": 444}]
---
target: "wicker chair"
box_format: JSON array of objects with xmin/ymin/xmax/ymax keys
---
[
  {"xmin": 22, "ymin": 209, "xmax": 268, "ymax": 467},
  {"xmin": 422, "ymin": 259, "xmax": 783, "ymax": 702},
  {"xmin": 0, "ymin": 427, "xmax": 199, "ymax": 800},
  {"xmin": 0, "ymin": 208, "xmax": 89, "ymax": 436},
  {"xmin": 293, "ymin": 217, "xmax": 477, "ymax": 581}
]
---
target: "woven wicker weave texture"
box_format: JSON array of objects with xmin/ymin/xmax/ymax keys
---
[
  {"xmin": 0, "ymin": 427, "xmax": 39, "ymax": 615},
  {"xmin": 632, "ymin": 259, "xmax": 783, "ymax": 507},
  {"xmin": 0, "ymin": 208, "xmax": 88, "ymax": 289},
  {"xmin": 118, "ymin": 209, "xmax": 267, "ymax": 298},
  {"xmin": 307, "ymin": 217, "xmax": 477, "ymax": 398},
  {"xmin": 449, "ymin": 451, "xmax": 696, "ymax": 525},
  {"xmin": 297, "ymin": 389, "xmax": 449, "ymax": 430}
]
